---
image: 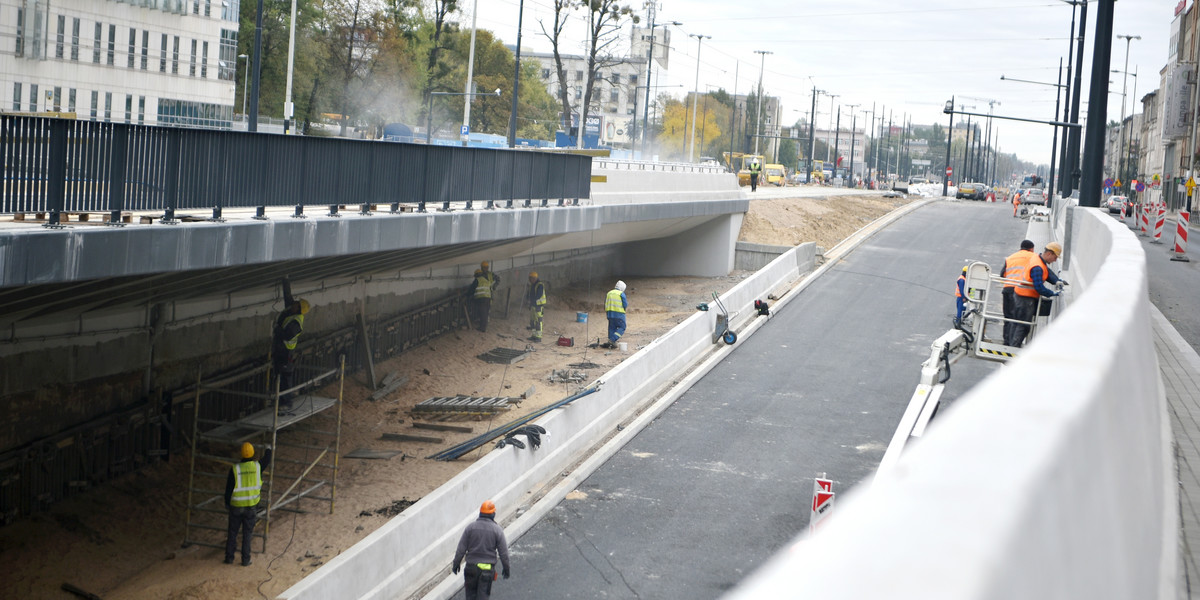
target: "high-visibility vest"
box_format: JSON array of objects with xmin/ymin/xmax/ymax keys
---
[
  {"xmin": 530, "ymin": 281, "xmax": 546, "ymax": 306},
  {"xmin": 279, "ymin": 314, "xmax": 304, "ymax": 350},
  {"xmin": 1002, "ymin": 250, "xmax": 1033, "ymax": 288},
  {"xmin": 955, "ymin": 274, "xmax": 965, "ymax": 299},
  {"xmin": 605, "ymin": 289, "xmax": 625, "ymax": 314},
  {"xmin": 230, "ymin": 461, "xmax": 262, "ymax": 507},
  {"xmin": 749, "ymin": 163, "xmax": 761, "ymax": 175},
  {"xmin": 1014, "ymin": 253, "xmax": 1050, "ymax": 298},
  {"xmin": 474, "ymin": 273, "xmax": 495, "ymax": 299}
]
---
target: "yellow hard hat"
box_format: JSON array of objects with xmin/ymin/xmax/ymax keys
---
[
  {"xmin": 1045, "ymin": 242, "xmax": 1063, "ymax": 257},
  {"xmin": 241, "ymin": 442, "xmax": 254, "ymax": 459},
  {"xmin": 962, "ymin": 265, "xmax": 969, "ymax": 274},
  {"xmin": 298, "ymin": 299, "xmax": 310, "ymax": 315},
  {"xmin": 529, "ymin": 271, "xmax": 538, "ymax": 279},
  {"xmin": 481, "ymin": 261, "xmax": 490, "ymax": 270},
  {"xmin": 474, "ymin": 268, "xmax": 483, "ymax": 276}
]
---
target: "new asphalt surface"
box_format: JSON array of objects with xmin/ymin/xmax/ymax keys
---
[{"xmin": 459, "ymin": 200, "xmax": 1031, "ymax": 599}]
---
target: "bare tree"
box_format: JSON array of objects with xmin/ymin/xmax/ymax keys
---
[
  {"xmin": 539, "ymin": 0, "xmax": 575, "ymax": 132},
  {"xmin": 576, "ymin": 0, "xmax": 638, "ymax": 143}
]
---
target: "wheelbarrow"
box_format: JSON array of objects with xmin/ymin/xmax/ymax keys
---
[{"xmin": 710, "ymin": 292, "xmax": 738, "ymax": 345}]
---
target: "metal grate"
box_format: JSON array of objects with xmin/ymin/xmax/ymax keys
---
[
  {"xmin": 476, "ymin": 348, "xmax": 530, "ymax": 365},
  {"xmin": 412, "ymin": 395, "xmax": 518, "ymax": 416}
]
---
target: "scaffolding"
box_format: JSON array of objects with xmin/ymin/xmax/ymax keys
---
[{"xmin": 182, "ymin": 358, "xmax": 344, "ymax": 554}]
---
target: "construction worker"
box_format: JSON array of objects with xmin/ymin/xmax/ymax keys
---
[
  {"xmin": 1000, "ymin": 240, "xmax": 1036, "ymax": 346},
  {"xmin": 224, "ymin": 442, "xmax": 271, "ymax": 566},
  {"xmin": 954, "ymin": 265, "xmax": 968, "ymax": 327},
  {"xmin": 452, "ymin": 500, "xmax": 511, "ymax": 600},
  {"xmin": 468, "ymin": 262, "xmax": 500, "ymax": 333},
  {"xmin": 602, "ymin": 280, "xmax": 628, "ymax": 349},
  {"xmin": 1012, "ymin": 191, "xmax": 1021, "ymax": 217},
  {"xmin": 272, "ymin": 278, "xmax": 309, "ymax": 412},
  {"xmin": 749, "ymin": 160, "xmax": 762, "ymax": 192},
  {"xmin": 527, "ymin": 272, "xmax": 546, "ymax": 342},
  {"xmin": 1008, "ymin": 241, "xmax": 1065, "ymax": 348}
]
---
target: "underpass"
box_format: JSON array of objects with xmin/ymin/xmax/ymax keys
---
[{"xmin": 473, "ymin": 200, "xmax": 1025, "ymax": 599}]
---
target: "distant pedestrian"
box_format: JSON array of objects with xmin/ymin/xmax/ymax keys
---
[
  {"xmin": 527, "ymin": 272, "xmax": 546, "ymax": 342},
  {"xmin": 225, "ymin": 442, "xmax": 271, "ymax": 567},
  {"xmin": 272, "ymin": 278, "xmax": 309, "ymax": 412},
  {"xmin": 749, "ymin": 160, "xmax": 762, "ymax": 192},
  {"xmin": 602, "ymin": 280, "xmax": 628, "ymax": 349},
  {"xmin": 452, "ymin": 500, "xmax": 511, "ymax": 600},
  {"xmin": 468, "ymin": 262, "xmax": 499, "ymax": 332},
  {"xmin": 1012, "ymin": 192, "xmax": 1021, "ymax": 217},
  {"xmin": 1008, "ymin": 242, "xmax": 1064, "ymax": 347}
]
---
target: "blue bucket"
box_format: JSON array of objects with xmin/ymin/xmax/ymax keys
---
[{"xmin": 576, "ymin": 312, "xmax": 588, "ymax": 323}]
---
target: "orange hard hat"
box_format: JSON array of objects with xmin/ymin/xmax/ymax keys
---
[{"xmin": 480, "ymin": 500, "xmax": 496, "ymax": 515}]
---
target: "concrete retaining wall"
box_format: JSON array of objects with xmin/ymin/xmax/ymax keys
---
[
  {"xmin": 278, "ymin": 242, "xmax": 818, "ymax": 600},
  {"xmin": 590, "ymin": 159, "xmax": 743, "ymax": 204},
  {"xmin": 727, "ymin": 208, "xmax": 1178, "ymax": 599},
  {"xmin": 735, "ymin": 241, "xmax": 794, "ymax": 271}
]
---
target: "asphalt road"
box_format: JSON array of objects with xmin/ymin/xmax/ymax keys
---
[{"xmin": 464, "ymin": 200, "xmax": 1028, "ymax": 600}]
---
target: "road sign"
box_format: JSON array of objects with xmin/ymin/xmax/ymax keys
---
[
  {"xmin": 460, "ymin": 125, "xmax": 470, "ymax": 136},
  {"xmin": 1104, "ymin": 178, "xmax": 1114, "ymax": 187},
  {"xmin": 1104, "ymin": 186, "xmax": 1112, "ymax": 195},
  {"xmin": 946, "ymin": 167, "xmax": 953, "ymax": 176},
  {"xmin": 809, "ymin": 476, "xmax": 835, "ymax": 533},
  {"xmin": 1115, "ymin": 179, "xmax": 1123, "ymax": 188},
  {"xmin": 1136, "ymin": 181, "xmax": 1146, "ymax": 192}
]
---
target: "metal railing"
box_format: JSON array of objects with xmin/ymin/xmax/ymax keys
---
[{"xmin": 0, "ymin": 115, "xmax": 593, "ymax": 224}]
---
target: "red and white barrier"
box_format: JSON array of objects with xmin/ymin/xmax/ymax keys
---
[
  {"xmin": 1174, "ymin": 210, "xmax": 1191, "ymax": 262},
  {"xmin": 1152, "ymin": 204, "xmax": 1166, "ymax": 242},
  {"xmin": 1140, "ymin": 203, "xmax": 1150, "ymax": 235}
]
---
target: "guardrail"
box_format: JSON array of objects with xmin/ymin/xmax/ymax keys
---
[
  {"xmin": 0, "ymin": 115, "xmax": 592, "ymax": 224},
  {"xmin": 593, "ymin": 158, "xmax": 729, "ymax": 174}
]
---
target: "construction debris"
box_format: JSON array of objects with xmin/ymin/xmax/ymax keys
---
[
  {"xmin": 380, "ymin": 433, "xmax": 444, "ymax": 444},
  {"xmin": 411, "ymin": 395, "xmax": 519, "ymax": 417},
  {"xmin": 358, "ymin": 498, "xmax": 417, "ymax": 518},
  {"xmin": 369, "ymin": 374, "xmax": 409, "ymax": 401},
  {"xmin": 412, "ymin": 422, "xmax": 474, "ymax": 433},
  {"xmin": 548, "ymin": 369, "xmax": 587, "ymax": 384},
  {"xmin": 476, "ymin": 348, "xmax": 530, "ymax": 364}
]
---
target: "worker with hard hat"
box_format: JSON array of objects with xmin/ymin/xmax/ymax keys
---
[
  {"xmin": 999, "ymin": 240, "xmax": 1036, "ymax": 347},
  {"xmin": 526, "ymin": 271, "xmax": 546, "ymax": 342},
  {"xmin": 468, "ymin": 261, "xmax": 500, "ymax": 333},
  {"xmin": 452, "ymin": 500, "xmax": 511, "ymax": 600},
  {"xmin": 954, "ymin": 265, "xmax": 968, "ymax": 327},
  {"xmin": 1008, "ymin": 241, "xmax": 1066, "ymax": 348},
  {"xmin": 272, "ymin": 278, "xmax": 309, "ymax": 412},
  {"xmin": 224, "ymin": 442, "xmax": 272, "ymax": 566},
  {"xmin": 602, "ymin": 280, "xmax": 628, "ymax": 349},
  {"xmin": 749, "ymin": 159, "xmax": 762, "ymax": 192}
]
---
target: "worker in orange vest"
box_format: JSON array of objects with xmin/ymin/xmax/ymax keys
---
[{"xmin": 1007, "ymin": 242, "xmax": 1065, "ymax": 347}]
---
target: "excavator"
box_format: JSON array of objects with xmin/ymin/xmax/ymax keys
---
[
  {"xmin": 877, "ymin": 259, "xmax": 1066, "ymax": 477},
  {"xmin": 722, "ymin": 152, "xmax": 766, "ymax": 187}
]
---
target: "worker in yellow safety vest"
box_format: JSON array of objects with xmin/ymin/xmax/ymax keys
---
[
  {"xmin": 272, "ymin": 278, "xmax": 309, "ymax": 412},
  {"xmin": 749, "ymin": 160, "xmax": 762, "ymax": 192},
  {"xmin": 526, "ymin": 272, "xmax": 546, "ymax": 342},
  {"xmin": 602, "ymin": 280, "xmax": 628, "ymax": 349},
  {"xmin": 468, "ymin": 262, "xmax": 500, "ymax": 332},
  {"xmin": 224, "ymin": 442, "xmax": 272, "ymax": 566}
]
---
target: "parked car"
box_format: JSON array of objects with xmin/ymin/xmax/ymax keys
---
[
  {"xmin": 956, "ymin": 182, "xmax": 981, "ymax": 200},
  {"xmin": 1022, "ymin": 188, "xmax": 1047, "ymax": 205},
  {"xmin": 1105, "ymin": 195, "xmax": 1128, "ymax": 214}
]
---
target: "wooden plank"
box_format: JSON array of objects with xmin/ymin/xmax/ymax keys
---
[
  {"xmin": 380, "ymin": 433, "xmax": 443, "ymax": 444},
  {"xmin": 411, "ymin": 422, "xmax": 474, "ymax": 434},
  {"xmin": 357, "ymin": 310, "xmax": 377, "ymax": 390},
  {"xmin": 369, "ymin": 375, "xmax": 409, "ymax": 401}
]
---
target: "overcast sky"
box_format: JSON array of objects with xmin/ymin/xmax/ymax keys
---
[{"xmin": 471, "ymin": 0, "xmax": 1172, "ymax": 165}]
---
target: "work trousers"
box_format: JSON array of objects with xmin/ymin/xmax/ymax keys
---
[
  {"xmin": 750, "ymin": 173, "xmax": 759, "ymax": 192},
  {"xmin": 1008, "ymin": 295, "xmax": 1040, "ymax": 348},
  {"xmin": 225, "ymin": 505, "xmax": 257, "ymax": 564},
  {"xmin": 472, "ymin": 298, "xmax": 492, "ymax": 332},
  {"xmin": 529, "ymin": 305, "xmax": 543, "ymax": 339},
  {"xmin": 608, "ymin": 315, "xmax": 626, "ymax": 343},
  {"xmin": 1000, "ymin": 287, "xmax": 1017, "ymax": 346},
  {"xmin": 463, "ymin": 563, "xmax": 496, "ymax": 600}
]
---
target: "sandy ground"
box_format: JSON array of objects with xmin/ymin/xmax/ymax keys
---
[{"xmin": 0, "ymin": 191, "xmax": 913, "ymax": 600}]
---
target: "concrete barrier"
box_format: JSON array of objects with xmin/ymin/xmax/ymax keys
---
[
  {"xmin": 278, "ymin": 241, "xmax": 818, "ymax": 600},
  {"xmin": 590, "ymin": 159, "xmax": 743, "ymax": 204},
  {"xmin": 726, "ymin": 208, "xmax": 1178, "ymax": 599}
]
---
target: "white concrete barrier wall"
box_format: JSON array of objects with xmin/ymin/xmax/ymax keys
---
[
  {"xmin": 726, "ymin": 208, "xmax": 1178, "ymax": 599},
  {"xmin": 278, "ymin": 242, "xmax": 817, "ymax": 600},
  {"xmin": 590, "ymin": 160, "xmax": 743, "ymax": 204}
]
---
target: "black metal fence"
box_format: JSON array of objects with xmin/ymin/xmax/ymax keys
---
[{"xmin": 0, "ymin": 115, "xmax": 593, "ymax": 223}]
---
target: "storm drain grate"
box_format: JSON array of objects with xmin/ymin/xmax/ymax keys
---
[
  {"xmin": 477, "ymin": 347, "xmax": 530, "ymax": 364},
  {"xmin": 412, "ymin": 395, "xmax": 519, "ymax": 415}
]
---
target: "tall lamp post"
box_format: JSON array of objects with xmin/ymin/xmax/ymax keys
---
[
  {"xmin": 687, "ymin": 33, "xmax": 711, "ymax": 162},
  {"xmin": 752, "ymin": 50, "xmax": 772, "ymax": 156},
  {"xmin": 943, "ymin": 97, "xmax": 954, "ymax": 198},
  {"xmin": 640, "ymin": 20, "xmax": 682, "ymax": 157},
  {"xmin": 507, "ymin": 0, "xmax": 525, "ymax": 147},
  {"xmin": 1114, "ymin": 33, "xmax": 1140, "ymax": 194},
  {"xmin": 844, "ymin": 104, "xmax": 859, "ymax": 186},
  {"xmin": 238, "ymin": 54, "xmax": 249, "ymax": 119}
]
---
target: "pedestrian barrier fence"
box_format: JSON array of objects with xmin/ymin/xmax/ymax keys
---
[{"xmin": 0, "ymin": 115, "xmax": 592, "ymax": 225}]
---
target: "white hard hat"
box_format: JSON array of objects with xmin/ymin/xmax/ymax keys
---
[{"xmin": 615, "ymin": 280, "xmax": 626, "ymax": 291}]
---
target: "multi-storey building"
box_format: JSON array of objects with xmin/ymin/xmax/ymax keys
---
[
  {"xmin": 528, "ymin": 49, "xmax": 644, "ymax": 147},
  {"xmin": 1, "ymin": 0, "xmax": 239, "ymax": 128}
]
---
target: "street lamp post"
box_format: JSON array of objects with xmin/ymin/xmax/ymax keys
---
[
  {"xmin": 283, "ymin": 0, "xmax": 297, "ymax": 134},
  {"xmin": 825, "ymin": 93, "xmax": 838, "ymax": 163},
  {"xmin": 687, "ymin": 33, "xmax": 711, "ymax": 163},
  {"xmin": 844, "ymin": 104, "xmax": 859, "ymax": 186},
  {"xmin": 640, "ymin": 20, "xmax": 682, "ymax": 157},
  {"xmin": 238, "ymin": 54, "xmax": 249, "ymax": 119},
  {"xmin": 507, "ymin": 0, "xmax": 525, "ymax": 148},
  {"xmin": 461, "ymin": 0, "xmax": 481, "ymax": 146},
  {"xmin": 1114, "ymin": 32, "xmax": 1140, "ymax": 194},
  {"xmin": 752, "ymin": 50, "xmax": 772, "ymax": 156},
  {"xmin": 943, "ymin": 97, "xmax": 954, "ymax": 197}
]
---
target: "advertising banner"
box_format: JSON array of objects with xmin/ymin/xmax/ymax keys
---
[{"xmin": 1163, "ymin": 63, "xmax": 1193, "ymax": 140}]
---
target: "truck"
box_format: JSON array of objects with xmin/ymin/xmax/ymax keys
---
[{"xmin": 721, "ymin": 152, "xmax": 767, "ymax": 187}]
